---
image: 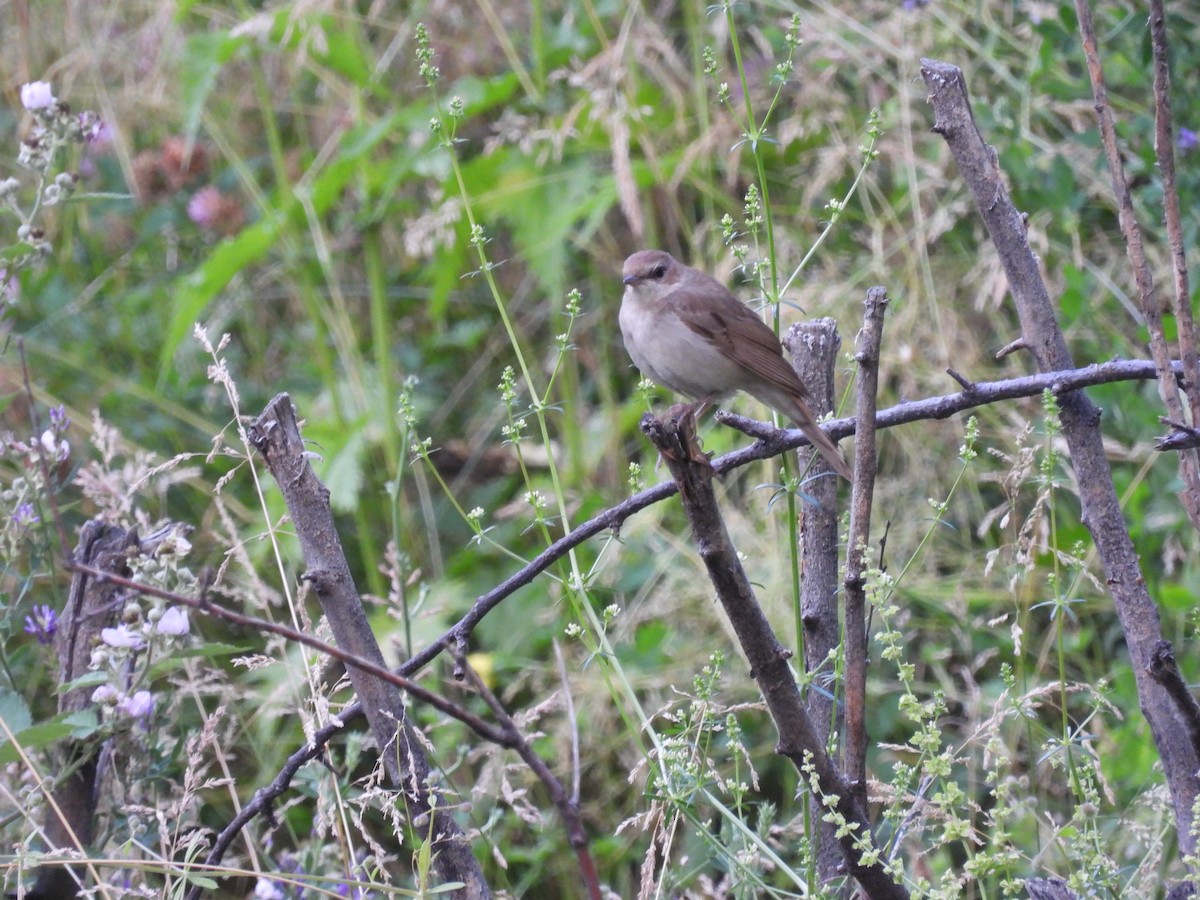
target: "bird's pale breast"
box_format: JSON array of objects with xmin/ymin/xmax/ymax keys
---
[{"xmin": 619, "ymin": 288, "xmax": 746, "ymax": 400}]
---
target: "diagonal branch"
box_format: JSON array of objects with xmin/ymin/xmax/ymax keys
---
[
  {"xmin": 245, "ymin": 395, "xmax": 489, "ymax": 900},
  {"xmin": 921, "ymin": 56, "xmax": 1200, "ymax": 858},
  {"xmin": 454, "ymin": 654, "xmax": 602, "ymax": 900},
  {"xmin": 640, "ymin": 410, "xmax": 908, "ymax": 900}
]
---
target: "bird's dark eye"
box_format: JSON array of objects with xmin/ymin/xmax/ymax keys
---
[{"xmin": 651, "ymin": 265, "xmax": 666, "ymax": 279}]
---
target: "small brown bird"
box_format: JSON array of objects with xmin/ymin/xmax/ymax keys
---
[{"xmin": 620, "ymin": 249, "xmax": 853, "ymax": 481}]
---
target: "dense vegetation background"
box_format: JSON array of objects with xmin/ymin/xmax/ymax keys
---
[{"xmin": 2, "ymin": 1, "xmax": 1199, "ymax": 897}]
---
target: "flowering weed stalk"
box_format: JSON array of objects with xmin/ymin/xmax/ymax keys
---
[{"xmin": 1, "ymin": 82, "xmax": 106, "ymax": 292}]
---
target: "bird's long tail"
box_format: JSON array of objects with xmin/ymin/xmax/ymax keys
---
[
  {"xmin": 797, "ymin": 419, "xmax": 853, "ymax": 482},
  {"xmin": 749, "ymin": 385, "xmax": 854, "ymax": 482}
]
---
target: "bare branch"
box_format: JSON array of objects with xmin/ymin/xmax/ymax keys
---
[
  {"xmin": 1157, "ymin": 417, "xmax": 1200, "ymax": 452},
  {"xmin": 995, "ymin": 337, "xmax": 1028, "ymax": 360},
  {"xmin": 456, "ymin": 654, "xmax": 602, "ymax": 900},
  {"xmin": 1147, "ymin": 641, "xmax": 1200, "ymax": 765},
  {"xmin": 244, "ymin": 395, "xmax": 489, "ymax": 899},
  {"xmin": 922, "ymin": 56, "xmax": 1200, "ymax": 857},
  {"xmin": 1148, "ymin": 0, "xmax": 1198, "ymax": 399},
  {"xmin": 640, "ymin": 410, "xmax": 908, "ymax": 900},
  {"xmin": 67, "ymin": 560, "xmax": 514, "ymax": 745},
  {"xmin": 787, "ymin": 317, "xmax": 845, "ymax": 882},
  {"xmin": 33, "ymin": 522, "xmax": 137, "ymax": 899}
]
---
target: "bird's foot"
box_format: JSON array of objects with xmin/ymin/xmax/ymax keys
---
[
  {"xmin": 687, "ymin": 442, "xmax": 714, "ymax": 469},
  {"xmin": 670, "ymin": 404, "xmax": 714, "ymax": 471}
]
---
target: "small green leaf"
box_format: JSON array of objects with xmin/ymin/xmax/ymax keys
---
[
  {"xmin": 0, "ymin": 688, "xmax": 33, "ymax": 735},
  {"xmin": 0, "ymin": 242, "xmax": 37, "ymax": 262},
  {"xmin": 58, "ymin": 671, "xmax": 109, "ymax": 694},
  {"xmin": 180, "ymin": 31, "xmax": 248, "ymax": 145},
  {"xmin": 269, "ymin": 11, "xmax": 372, "ymax": 87}
]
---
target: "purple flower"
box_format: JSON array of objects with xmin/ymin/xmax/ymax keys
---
[
  {"xmin": 20, "ymin": 82, "xmax": 56, "ymax": 111},
  {"xmin": 1179, "ymin": 128, "xmax": 1198, "ymax": 153},
  {"xmin": 118, "ymin": 690, "xmax": 154, "ymax": 719},
  {"xmin": 49, "ymin": 405, "xmax": 70, "ymax": 432},
  {"xmin": 77, "ymin": 112, "xmax": 105, "ymax": 145},
  {"xmin": 101, "ymin": 624, "xmax": 146, "ymax": 649},
  {"xmin": 88, "ymin": 119, "xmax": 114, "ymax": 151},
  {"xmin": 23, "ymin": 604, "xmax": 57, "ymax": 644},
  {"xmin": 12, "ymin": 502, "xmax": 39, "ymax": 529}
]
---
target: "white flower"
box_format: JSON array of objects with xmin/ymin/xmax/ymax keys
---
[
  {"xmin": 253, "ymin": 878, "xmax": 286, "ymax": 900},
  {"xmin": 38, "ymin": 429, "xmax": 68, "ymax": 461},
  {"xmin": 156, "ymin": 606, "xmax": 190, "ymax": 636},
  {"xmin": 20, "ymin": 82, "xmax": 56, "ymax": 110},
  {"xmin": 101, "ymin": 624, "xmax": 145, "ymax": 649},
  {"xmin": 91, "ymin": 685, "xmax": 119, "ymax": 704}
]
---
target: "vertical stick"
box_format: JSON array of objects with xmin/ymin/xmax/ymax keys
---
[
  {"xmin": 843, "ymin": 288, "xmax": 888, "ymax": 806},
  {"xmin": 786, "ymin": 318, "xmax": 844, "ymax": 883}
]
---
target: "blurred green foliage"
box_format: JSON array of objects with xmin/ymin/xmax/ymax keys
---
[{"xmin": 1, "ymin": 0, "xmax": 1199, "ymax": 896}]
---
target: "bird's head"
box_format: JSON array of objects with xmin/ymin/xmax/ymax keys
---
[{"xmin": 622, "ymin": 250, "xmax": 682, "ymax": 298}]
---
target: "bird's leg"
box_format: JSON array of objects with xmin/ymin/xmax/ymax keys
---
[
  {"xmin": 660, "ymin": 402, "xmax": 712, "ymax": 468},
  {"xmin": 680, "ymin": 397, "xmax": 720, "ymax": 468}
]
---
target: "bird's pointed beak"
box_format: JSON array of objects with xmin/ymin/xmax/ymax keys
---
[{"xmin": 622, "ymin": 274, "xmax": 638, "ymax": 286}]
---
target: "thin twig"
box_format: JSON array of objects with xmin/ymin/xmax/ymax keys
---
[
  {"xmin": 1073, "ymin": 0, "xmax": 1200, "ymax": 528},
  {"xmin": 456, "ymin": 653, "xmax": 602, "ymax": 900},
  {"xmin": 62, "ymin": 560, "xmax": 513, "ymax": 747},
  {"xmin": 1147, "ymin": 0, "xmax": 1200, "ymax": 480}
]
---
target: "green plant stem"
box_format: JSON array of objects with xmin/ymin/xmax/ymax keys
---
[
  {"xmin": 425, "ymin": 98, "xmax": 681, "ymax": 805},
  {"xmin": 779, "ymin": 118, "xmax": 880, "ymax": 297}
]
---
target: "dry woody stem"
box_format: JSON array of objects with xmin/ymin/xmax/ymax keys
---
[
  {"xmin": 787, "ymin": 317, "xmax": 845, "ymax": 881},
  {"xmin": 641, "ymin": 411, "xmax": 908, "ymax": 899},
  {"xmin": 246, "ymin": 394, "xmax": 490, "ymax": 900},
  {"xmin": 921, "ymin": 56, "xmax": 1200, "ymax": 857},
  {"xmin": 1073, "ymin": 0, "xmax": 1200, "ymax": 529}
]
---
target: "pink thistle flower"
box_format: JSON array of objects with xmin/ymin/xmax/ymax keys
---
[{"xmin": 186, "ymin": 185, "xmax": 224, "ymax": 228}]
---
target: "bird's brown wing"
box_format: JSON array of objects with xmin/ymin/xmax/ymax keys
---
[
  {"xmin": 668, "ymin": 273, "xmax": 853, "ymax": 481},
  {"xmin": 669, "ymin": 277, "xmax": 812, "ymax": 401}
]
